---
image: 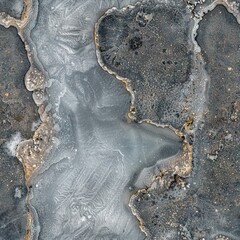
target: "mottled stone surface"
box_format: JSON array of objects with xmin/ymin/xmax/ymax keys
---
[
  {"xmin": 96, "ymin": 0, "xmax": 195, "ymax": 129},
  {"xmin": 0, "ymin": 0, "xmax": 24, "ymax": 19},
  {"xmin": 1, "ymin": 0, "xmax": 239, "ymax": 240},
  {"xmin": 130, "ymin": 4, "xmax": 240, "ymax": 240},
  {"xmin": 0, "ymin": 25, "xmax": 39, "ymax": 239},
  {"xmin": 194, "ymin": 4, "xmax": 240, "ymax": 238}
]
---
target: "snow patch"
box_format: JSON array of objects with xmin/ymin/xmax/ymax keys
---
[{"xmin": 5, "ymin": 132, "xmax": 24, "ymax": 157}]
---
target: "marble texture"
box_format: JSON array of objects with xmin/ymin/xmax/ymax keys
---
[{"xmin": 0, "ymin": 0, "xmax": 239, "ymax": 239}]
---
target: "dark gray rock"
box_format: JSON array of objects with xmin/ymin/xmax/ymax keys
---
[
  {"xmin": 0, "ymin": 0, "xmax": 24, "ymax": 19},
  {"xmin": 0, "ymin": 25, "xmax": 39, "ymax": 240},
  {"xmin": 130, "ymin": 4, "xmax": 240, "ymax": 240},
  {"xmin": 96, "ymin": 0, "xmax": 193, "ymax": 129}
]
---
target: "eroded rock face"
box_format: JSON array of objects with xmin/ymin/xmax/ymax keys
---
[{"xmin": 0, "ymin": 25, "xmax": 39, "ymax": 239}]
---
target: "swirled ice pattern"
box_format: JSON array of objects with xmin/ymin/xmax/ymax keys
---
[{"xmin": 25, "ymin": 0, "xmax": 183, "ymax": 239}]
